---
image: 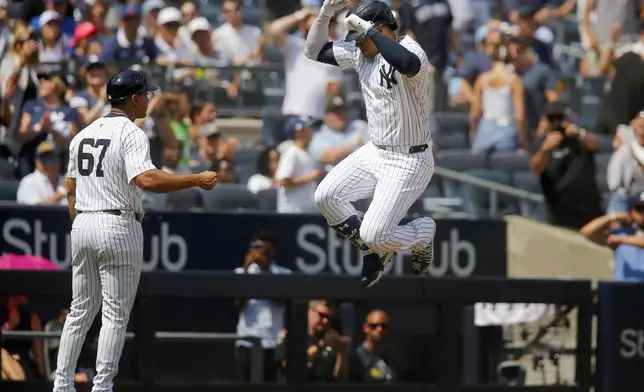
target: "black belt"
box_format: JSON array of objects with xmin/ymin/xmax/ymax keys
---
[
  {"xmin": 375, "ymin": 143, "xmax": 429, "ymax": 154},
  {"xmin": 77, "ymin": 210, "xmax": 142, "ymax": 222}
]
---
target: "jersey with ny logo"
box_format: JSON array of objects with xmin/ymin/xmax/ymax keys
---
[{"xmin": 332, "ymin": 35, "xmax": 431, "ymax": 146}]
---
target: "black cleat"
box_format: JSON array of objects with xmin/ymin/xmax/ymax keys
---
[{"xmin": 361, "ymin": 251, "xmax": 395, "ymax": 289}]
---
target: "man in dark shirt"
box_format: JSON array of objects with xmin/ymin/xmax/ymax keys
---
[
  {"xmin": 349, "ymin": 309, "xmax": 399, "ymax": 383},
  {"xmin": 597, "ymin": 51, "xmax": 644, "ymax": 135},
  {"xmin": 275, "ymin": 300, "xmax": 350, "ymax": 382},
  {"xmin": 400, "ymin": 0, "xmax": 455, "ymax": 110},
  {"xmin": 530, "ymin": 101, "xmax": 603, "ymax": 229}
]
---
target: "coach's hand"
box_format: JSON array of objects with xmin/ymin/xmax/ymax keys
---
[
  {"xmin": 321, "ymin": 0, "xmax": 349, "ymax": 17},
  {"xmin": 344, "ymin": 14, "xmax": 373, "ymax": 35},
  {"xmin": 196, "ymin": 171, "xmax": 218, "ymax": 190}
]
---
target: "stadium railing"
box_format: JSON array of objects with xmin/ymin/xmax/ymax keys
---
[{"xmin": 0, "ymin": 271, "xmax": 593, "ymax": 392}]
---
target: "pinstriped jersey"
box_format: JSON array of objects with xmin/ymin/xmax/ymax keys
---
[
  {"xmin": 332, "ymin": 36, "xmax": 432, "ymax": 146},
  {"xmin": 67, "ymin": 115, "xmax": 157, "ymax": 215}
]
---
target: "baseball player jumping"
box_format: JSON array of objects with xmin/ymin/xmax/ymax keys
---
[
  {"xmin": 54, "ymin": 70, "xmax": 217, "ymax": 392},
  {"xmin": 305, "ymin": 0, "xmax": 436, "ymax": 288}
]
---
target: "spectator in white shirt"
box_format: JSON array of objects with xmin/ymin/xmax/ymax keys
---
[
  {"xmin": 268, "ymin": 7, "xmax": 343, "ymax": 122},
  {"xmin": 234, "ymin": 231, "xmax": 291, "ymax": 382},
  {"xmin": 309, "ymin": 97, "xmax": 368, "ymax": 171},
  {"xmin": 247, "ymin": 147, "xmax": 280, "ymax": 194},
  {"xmin": 140, "ymin": 0, "xmax": 165, "ymax": 38},
  {"xmin": 213, "ymin": 0, "xmax": 264, "ymax": 66},
  {"xmin": 274, "ymin": 117, "xmax": 324, "ymax": 214},
  {"xmin": 38, "ymin": 11, "xmax": 67, "ymax": 69},
  {"xmin": 179, "ymin": 1, "xmax": 200, "ymax": 48},
  {"xmin": 0, "ymin": 0, "xmax": 12, "ymax": 61},
  {"xmin": 16, "ymin": 141, "xmax": 67, "ymax": 206},
  {"xmin": 185, "ymin": 17, "xmax": 239, "ymax": 99},
  {"xmin": 155, "ymin": 7, "xmax": 191, "ymax": 66}
]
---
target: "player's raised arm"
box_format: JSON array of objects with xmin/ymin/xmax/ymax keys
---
[
  {"xmin": 345, "ymin": 13, "xmax": 421, "ymax": 76},
  {"xmin": 303, "ymin": 0, "xmax": 349, "ymax": 66}
]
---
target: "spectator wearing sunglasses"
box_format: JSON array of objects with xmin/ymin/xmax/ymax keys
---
[
  {"xmin": 16, "ymin": 141, "xmax": 69, "ymax": 205},
  {"xmin": 276, "ymin": 300, "xmax": 350, "ymax": 382},
  {"xmin": 234, "ymin": 232, "xmax": 291, "ymax": 382},
  {"xmin": 349, "ymin": 309, "xmax": 399, "ymax": 383},
  {"xmin": 580, "ymin": 192, "xmax": 644, "ymax": 281}
]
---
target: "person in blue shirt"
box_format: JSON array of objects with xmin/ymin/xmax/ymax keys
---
[
  {"xmin": 15, "ymin": 72, "xmax": 80, "ymax": 177},
  {"xmin": 29, "ymin": 0, "xmax": 76, "ymax": 46},
  {"xmin": 308, "ymin": 97, "xmax": 369, "ymax": 172},
  {"xmin": 99, "ymin": 4, "xmax": 159, "ymax": 66},
  {"xmin": 580, "ymin": 192, "xmax": 644, "ymax": 281}
]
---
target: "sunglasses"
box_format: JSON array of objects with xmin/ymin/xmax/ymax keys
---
[
  {"xmin": 313, "ymin": 310, "xmax": 333, "ymax": 319},
  {"xmin": 368, "ymin": 322, "xmax": 389, "ymax": 330}
]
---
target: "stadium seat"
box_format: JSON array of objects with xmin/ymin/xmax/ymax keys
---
[
  {"xmin": 142, "ymin": 192, "xmax": 167, "ymax": 211},
  {"xmin": 596, "ymin": 134, "xmax": 613, "ymax": 153},
  {"xmin": 202, "ymin": 184, "xmax": 260, "ymax": 211},
  {"xmin": 596, "ymin": 173, "xmax": 608, "ymax": 193},
  {"xmin": 436, "ymin": 150, "xmax": 487, "ymax": 198},
  {"xmin": 257, "ymin": 188, "xmax": 278, "ymax": 211},
  {"xmin": 234, "ymin": 147, "xmax": 263, "ymax": 167},
  {"xmin": 489, "ymin": 152, "xmax": 531, "ymax": 176},
  {"xmin": 461, "ymin": 169, "xmax": 518, "ymax": 218},
  {"xmin": 166, "ymin": 188, "xmax": 203, "ymax": 212},
  {"xmin": 578, "ymin": 95, "xmax": 602, "ymax": 129},
  {"xmin": 0, "ymin": 158, "xmax": 16, "ymax": 179},
  {"xmin": 595, "ymin": 152, "xmax": 611, "ymax": 175},
  {"xmin": 434, "ymin": 132, "xmax": 468, "ymax": 150},
  {"xmin": 190, "ymin": 164, "xmax": 210, "ymax": 174},
  {"xmin": 436, "ymin": 150, "xmax": 486, "ymax": 172},
  {"xmin": 433, "ymin": 112, "xmax": 469, "ymax": 136},
  {"xmin": 512, "ymin": 171, "xmax": 545, "ymax": 220},
  {"xmin": 0, "ymin": 179, "xmax": 19, "ymax": 201},
  {"xmin": 236, "ymin": 164, "xmax": 257, "ymax": 185}
]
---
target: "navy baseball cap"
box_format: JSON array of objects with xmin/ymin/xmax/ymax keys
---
[
  {"xmin": 123, "ymin": 4, "xmax": 142, "ymax": 18},
  {"xmin": 285, "ymin": 116, "xmax": 316, "ymax": 139}
]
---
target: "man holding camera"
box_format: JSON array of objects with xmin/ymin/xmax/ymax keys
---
[
  {"xmin": 234, "ymin": 231, "xmax": 291, "ymax": 382},
  {"xmin": 530, "ymin": 101, "xmax": 603, "ymax": 229}
]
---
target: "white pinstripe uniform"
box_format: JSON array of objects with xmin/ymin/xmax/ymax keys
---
[
  {"xmin": 54, "ymin": 114, "xmax": 156, "ymax": 392},
  {"xmin": 315, "ymin": 36, "xmax": 436, "ymax": 254}
]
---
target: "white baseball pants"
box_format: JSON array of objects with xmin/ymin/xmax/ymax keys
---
[
  {"xmin": 315, "ymin": 141, "xmax": 435, "ymax": 253},
  {"xmin": 54, "ymin": 213, "xmax": 143, "ymax": 392}
]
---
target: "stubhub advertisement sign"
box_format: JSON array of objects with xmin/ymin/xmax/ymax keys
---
[
  {"xmin": 0, "ymin": 206, "xmax": 507, "ymax": 277},
  {"xmin": 597, "ymin": 282, "xmax": 644, "ymax": 392}
]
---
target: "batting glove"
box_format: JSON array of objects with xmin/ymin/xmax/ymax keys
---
[
  {"xmin": 321, "ymin": 0, "xmax": 349, "ymax": 17},
  {"xmin": 344, "ymin": 14, "xmax": 374, "ymax": 36}
]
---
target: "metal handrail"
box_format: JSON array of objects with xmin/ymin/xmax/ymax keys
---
[
  {"xmin": 1, "ymin": 329, "xmax": 265, "ymax": 383},
  {"xmin": 434, "ymin": 166, "xmax": 544, "ymax": 218}
]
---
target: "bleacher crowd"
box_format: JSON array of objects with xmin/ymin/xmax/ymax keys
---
[{"xmin": 3, "ymin": 0, "xmax": 644, "ymax": 385}]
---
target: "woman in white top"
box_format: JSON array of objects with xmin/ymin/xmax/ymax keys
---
[
  {"xmin": 470, "ymin": 42, "xmax": 526, "ymax": 155},
  {"xmin": 38, "ymin": 11, "xmax": 67, "ymax": 70},
  {"xmin": 247, "ymin": 147, "xmax": 280, "ymax": 194}
]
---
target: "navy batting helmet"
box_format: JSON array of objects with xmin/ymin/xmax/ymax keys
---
[
  {"xmin": 344, "ymin": 0, "xmax": 398, "ymax": 42},
  {"xmin": 106, "ymin": 70, "xmax": 158, "ymax": 102}
]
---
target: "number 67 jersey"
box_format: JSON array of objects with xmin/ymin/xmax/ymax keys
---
[{"xmin": 67, "ymin": 113, "xmax": 157, "ymax": 215}]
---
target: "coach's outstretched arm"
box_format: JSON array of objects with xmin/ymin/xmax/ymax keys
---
[
  {"xmin": 122, "ymin": 126, "xmax": 218, "ymax": 193},
  {"xmin": 303, "ymin": 0, "xmax": 347, "ymax": 64},
  {"xmin": 345, "ymin": 14, "xmax": 421, "ymax": 76}
]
